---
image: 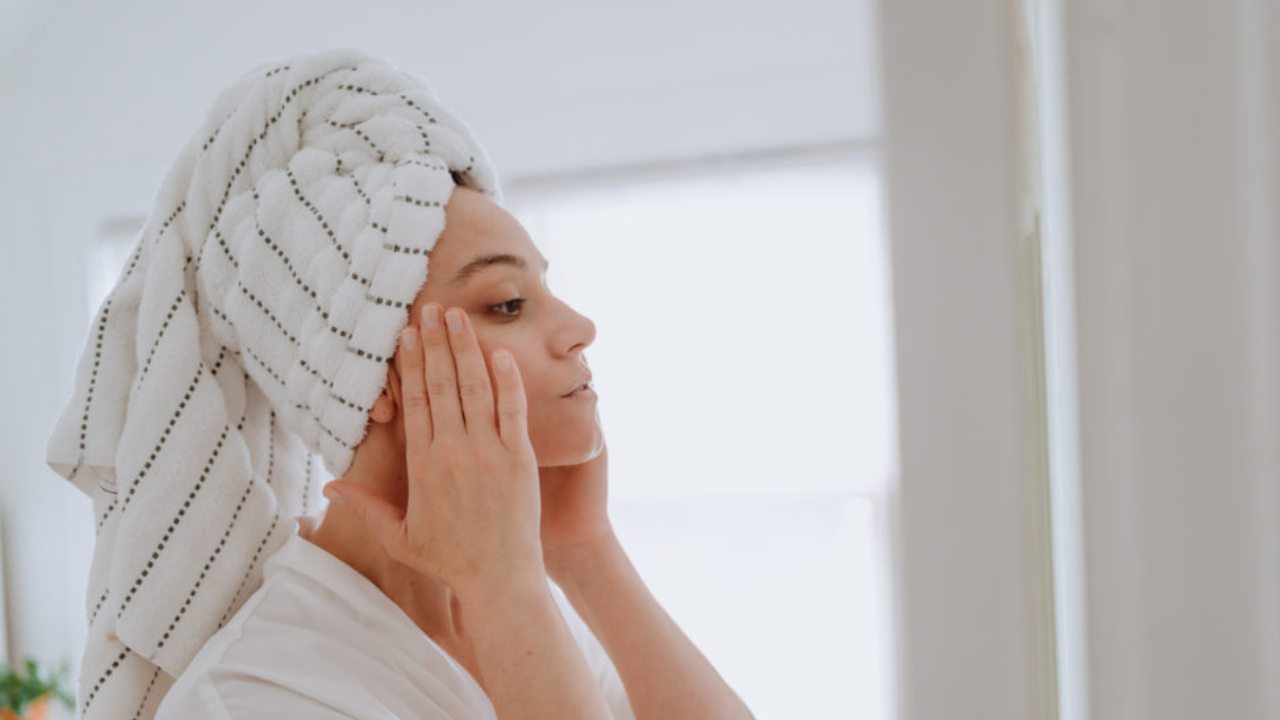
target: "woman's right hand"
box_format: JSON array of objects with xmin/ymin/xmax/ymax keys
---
[{"xmin": 322, "ymin": 302, "xmax": 546, "ymax": 599}]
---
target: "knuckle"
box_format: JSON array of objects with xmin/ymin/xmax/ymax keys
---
[
  {"xmin": 457, "ymin": 379, "xmax": 488, "ymax": 398},
  {"xmin": 421, "ymin": 326, "xmax": 448, "ymax": 346},
  {"xmin": 426, "ymin": 377, "xmax": 454, "ymax": 397},
  {"xmin": 402, "ymin": 392, "xmax": 428, "ymax": 411}
]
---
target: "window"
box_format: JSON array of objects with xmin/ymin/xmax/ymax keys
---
[
  {"xmin": 87, "ymin": 216, "xmax": 145, "ymax": 322},
  {"xmin": 504, "ymin": 153, "xmax": 897, "ymax": 719}
]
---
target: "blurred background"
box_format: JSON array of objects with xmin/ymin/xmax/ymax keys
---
[{"xmin": 2, "ymin": 0, "xmax": 1278, "ymax": 719}]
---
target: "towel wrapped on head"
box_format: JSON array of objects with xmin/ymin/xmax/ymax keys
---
[{"xmin": 43, "ymin": 46, "xmax": 501, "ymax": 720}]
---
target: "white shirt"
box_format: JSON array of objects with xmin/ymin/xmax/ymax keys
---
[{"xmin": 155, "ymin": 513, "xmax": 637, "ymax": 720}]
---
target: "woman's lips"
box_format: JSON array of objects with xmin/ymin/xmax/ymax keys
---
[
  {"xmin": 563, "ymin": 383, "xmax": 596, "ymax": 399},
  {"xmin": 561, "ymin": 375, "xmax": 593, "ymax": 397}
]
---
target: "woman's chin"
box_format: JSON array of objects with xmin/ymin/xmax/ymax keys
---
[{"xmin": 531, "ymin": 422, "xmax": 602, "ymax": 466}]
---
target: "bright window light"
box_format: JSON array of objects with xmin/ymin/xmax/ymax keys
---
[{"xmin": 504, "ymin": 156, "xmax": 898, "ymax": 720}]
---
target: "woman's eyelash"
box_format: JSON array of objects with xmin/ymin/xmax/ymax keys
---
[{"xmin": 488, "ymin": 298, "xmax": 526, "ymax": 318}]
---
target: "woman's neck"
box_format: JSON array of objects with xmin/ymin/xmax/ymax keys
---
[{"xmin": 306, "ymin": 492, "xmax": 471, "ymax": 647}]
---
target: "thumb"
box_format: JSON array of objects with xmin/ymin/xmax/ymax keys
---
[{"xmin": 322, "ymin": 481, "xmax": 411, "ymax": 562}]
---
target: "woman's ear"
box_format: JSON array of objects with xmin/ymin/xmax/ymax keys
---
[
  {"xmin": 368, "ymin": 364, "xmax": 402, "ymax": 424},
  {"xmin": 369, "ymin": 391, "xmax": 395, "ymax": 424},
  {"xmin": 387, "ymin": 362, "xmax": 401, "ymax": 406}
]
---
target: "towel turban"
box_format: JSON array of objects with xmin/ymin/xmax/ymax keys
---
[{"xmin": 43, "ymin": 46, "xmax": 501, "ymax": 719}]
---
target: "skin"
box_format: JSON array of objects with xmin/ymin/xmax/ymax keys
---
[{"xmin": 306, "ymin": 186, "xmax": 602, "ymax": 685}]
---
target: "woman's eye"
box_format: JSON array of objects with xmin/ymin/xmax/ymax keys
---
[{"xmin": 488, "ymin": 298, "xmax": 526, "ymax": 318}]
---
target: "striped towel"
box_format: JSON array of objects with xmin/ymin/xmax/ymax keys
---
[{"xmin": 43, "ymin": 47, "xmax": 500, "ymax": 720}]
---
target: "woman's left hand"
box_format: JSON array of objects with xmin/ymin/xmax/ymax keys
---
[{"xmin": 538, "ymin": 436, "xmax": 616, "ymax": 570}]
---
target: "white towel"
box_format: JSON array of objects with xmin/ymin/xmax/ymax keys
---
[{"xmin": 43, "ymin": 47, "xmax": 501, "ymax": 720}]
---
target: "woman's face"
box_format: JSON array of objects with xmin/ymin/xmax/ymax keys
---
[{"xmin": 401, "ymin": 186, "xmax": 600, "ymax": 467}]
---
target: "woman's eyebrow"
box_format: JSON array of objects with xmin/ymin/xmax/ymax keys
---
[{"xmin": 450, "ymin": 252, "xmax": 550, "ymax": 287}]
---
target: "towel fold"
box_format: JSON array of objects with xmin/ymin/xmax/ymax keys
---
[{"xmin": 43, "ymin": 46, "xmax": 500, "ymax": 720}]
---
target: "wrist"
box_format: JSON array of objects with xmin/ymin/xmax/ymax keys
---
[
  {"xmin": 544, "ymin": 530, "xmax": 624, "ymax": 586},
  {"xmin": 453, "ymin": 559, "xmax": 549, "ymax": 610}
]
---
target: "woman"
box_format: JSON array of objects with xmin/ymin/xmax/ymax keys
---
[
  {"xmin": 157, "ymin": 182, "xmax": 757, "ymax": 719},
  {"xmin": 47, "ymin": 47, "xmax": 753, "ymax": 720},
  {"xmin": 155, "ymin": 184, "xmax": 648, "ymax": 719}
]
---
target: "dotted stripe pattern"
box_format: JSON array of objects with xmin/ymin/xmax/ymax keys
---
[
  {"xmin": 217, "ymin": 509, "xmax": 281, "ymax": 630},
  {"xmin": 80, "ymin": 648, "xmax": 128, "ymax": 716},
  {"xmin": 68, "ymin": 296, "xmax": 113, "ymax": 486},
  {"xmin": 132, "ymin": 288, "xmax": 188, "ymax": 393},
  {"xmin": 146, "ymin": 467, "xmax": 255, "ymax": 648},
  {"xmin": 45, "ymin": 48, "xmax": 501, "ymax": 720},
  {"xmin": 65, "ymin": 197, "xmax": 184, "ymax": 487},
  {"xmin": 113, "ymin": 417, "xmax": 239, "ymax": 621},
  {"xmin": 114, "ymin": 365, "xmax": 210, "ymax": 524},
  {"xmin": 129, "ymin": 667, "xmax": 162, "ymax": 720},
  {"xmin": 96, "ymin": 347, "xmax": 225, "ymax": 523}
]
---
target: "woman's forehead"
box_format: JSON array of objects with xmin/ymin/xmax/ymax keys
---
[
  {"xmin": 410, "ymin": 191, "xmax": 546, "ymax": 309},
  {"xmin": 436, "ymin": 187, "xmax": 536, "ymax": 262}
]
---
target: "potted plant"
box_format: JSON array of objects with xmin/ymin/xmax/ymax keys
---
[{"xmin": 0, "ymin": 658, "xmax": 75, "ymax": 720}]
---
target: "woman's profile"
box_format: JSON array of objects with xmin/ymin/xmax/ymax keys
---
[{"xmin": 44, "ymin": 47, "xmax": 754, "ymax": 720}]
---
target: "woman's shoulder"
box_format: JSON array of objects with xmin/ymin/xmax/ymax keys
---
[{"xmin": 156, "ymin": 531, "xmax": 498, "ymax": 719}]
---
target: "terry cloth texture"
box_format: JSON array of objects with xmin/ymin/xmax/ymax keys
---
[{"xmin": 42, "ymin": 46, "xmax": 501, "ymax": 720}]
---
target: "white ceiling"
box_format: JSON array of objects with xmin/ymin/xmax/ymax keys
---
[
  {"xmin": 0, "ymin": 0, "xmax": 67, "ymax": 70},
  {"xmin": 0, "ymin": 0, "xmax": 876, "ymax": 180}
]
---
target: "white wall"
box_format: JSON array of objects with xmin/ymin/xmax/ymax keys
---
[
  {"xmin": 879, "ymin": 1, "xmax": 1056, "ymax": 717},
  {"xmin": 0, "ymin": 0, "xmax": 873, "ymax": 703},
  {"xmin": 1053, "ymin": 0, "xmax": 1280, "ymax": 718},
  {"xmin": 880, "ymin": 0, "xmax": 1280, "ymax": 718}
]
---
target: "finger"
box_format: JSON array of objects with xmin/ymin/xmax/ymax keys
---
[
  {"xmin": 396, "ymin": 326, "xmax": 433, "ymax": 469},
  {"xmin": 443, "ymin": 307, "xmax": 497, "ymax": 436},
  {"xmin": 490, "ymin": 349, "xmax": 531, "ymax": 451},
  {"xmin": 420, "ymin": 303, "xmax": 466, "ymax": 438},
  {"xmin": 322, "ymin": 481, "xmax": 414, "ymax": 567}
]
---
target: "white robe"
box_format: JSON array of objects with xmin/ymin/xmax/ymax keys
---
[{"xmin": 154, "ymin": 513, "xmax": 637, "ymax": 719}]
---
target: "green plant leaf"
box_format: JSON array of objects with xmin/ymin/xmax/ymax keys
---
[{"xmin": 0, "ymin": 656, "xmax": 76, "ymax": 713}]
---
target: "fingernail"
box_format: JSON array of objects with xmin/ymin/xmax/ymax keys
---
[
  {"xmin": 495, "ymin": 351, "xmax": 512, "ymax": 371},
  {"xmin": 446, "ymin": 309, "xmax": 463, "ymax": 335},
  {"xmin": 323, "ymin": 488, "xmax": 345, "ymax": 504},
  {"xmin": 423, "ymin": 305, "xmax": 439, "ymax": 328},
  {"xmin": 401, "ymin": 327, "xmax": 416, "ymax": 349}
]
